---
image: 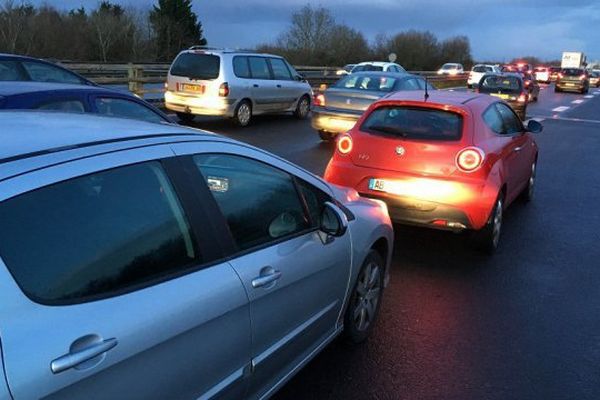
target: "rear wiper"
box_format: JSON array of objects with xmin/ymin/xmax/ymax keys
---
[{"xmin": 367, "ymin": 125, "xmax": 408, "ymax": 137}]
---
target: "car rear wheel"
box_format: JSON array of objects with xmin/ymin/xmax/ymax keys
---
[
  {"xmin": 473, "ymin": 195, "xmax": 503, "ymax": 254},
  {"xmin": 232, "ymin": 100, "xmax": 252, "ymax": 127},
  {"xmin": 521, "ymin": 161, "xmax": 537, "ymax": 202},
  {"xmin": 294, "ymin": 95, "xmax": 310, "ymax": 119},
  {"xmin": 318, "ymin": 130, "xmax": 334, "ymax": 141},
  {"xmin": 176, "ymin": 112, "xmax": 195, "ymax": 123},
  {"xmin": 344, "ymin": 250, "xmax": 384, "ymax": 344}
]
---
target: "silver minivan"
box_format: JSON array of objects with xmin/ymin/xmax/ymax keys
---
[
  {"xmin": 165, "ymin": 47, "xmax": 313, "ymax": 126},
  {"xmin": 0, "ymin": 111, "xmax": 393, "ymax": 400}
]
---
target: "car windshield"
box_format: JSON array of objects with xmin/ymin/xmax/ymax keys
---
[
  {"xmin": 361, "ymin": 106, "xmax": 462, "ymax": 141},
  {"xmin": 561, "ymin": 68, "xmax": 583, "ymax": 76},
  {"xmin": 170, "ymin": 53, "xmax": 220, "ymax": 80},
  {"xmin": 334, "ymin": 74, "xmax": 398, "ymax": 92},
  {"xmin": 352, "ymin": 64, "xmax": 384, "ymax": 72},
  {"xmin": 479, "ymin": 75, "xmax": 522, "ymax": 93}
]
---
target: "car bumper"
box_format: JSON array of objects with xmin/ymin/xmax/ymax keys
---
[
  {"xmin": 324, "ymin": 159, "xmax": 497, "ymax": 231},
  {"xmin": 164, "ymin": 91, "xmax": 237, "ymax": 117},
  {"xmin": 556, "ymin": 82, "xmax": 586, "ymax": 91},
  {"xmin": 311, "ymin": 108, "xmax": 361, "ymax": 135}
]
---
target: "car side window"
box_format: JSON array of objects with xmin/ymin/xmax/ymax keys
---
[
  {"xmin": 482, "ymin": 105, "xmax": 504, "ymax": 134},
  {"xmin": 192, "ymin": 154, "xmax": 310, "ymax": 251},
  {"xmin": 397, "ymin": 78, "xmax": 421, "ymax": 90},
  {"xmin": 95, "ymin": 97, "xmax": 165, "ymax": 123},
  {"xmin": 496, "ymin": 103, "xmax": 523, "ymax": 134},
  {"xmin": 269, "ymin": 58, "xmax": 292, "ymax": 80},
  {"xmin": 0, "ymin": 162, "xmax": 198, "ymax": 304},
  {"xmin": 0, "ymin": 60, "xmax": 28, "ymax": 81},
  {"xmin": 36, "ymin": 99, "xmax": 85, "ymax": 112},
  {"xmin": 296, "ymin": 179, "xmax": 332, "ymax": 228},
  {"xmin": 233, "ymin": 56, "xmax": 251, "ymax": 79},
  {"xmin": 21, "ymin": 61, "xmax": 85, "ymax": 84},
  {"xmin": 248, "ymin": 57, "xmax": 271, "ymax": 80}
]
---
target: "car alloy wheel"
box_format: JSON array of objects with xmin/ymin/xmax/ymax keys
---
[
  {"xmin": 234, "ymin": 101, "xmax": 252, "ymax": 127},
  {"xmin": 352, "ymin": 260, "xmax": 382, "ymax": 332},
  {"xmin": 295, "ymin": 96, "xmax": 310, "ymax": 119},
  {"xmin": 491, "ymin": 198, "xmax": 503, "ymax": 249}
]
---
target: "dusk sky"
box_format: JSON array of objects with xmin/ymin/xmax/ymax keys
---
[{"xmin": 35, "ymin": 0, "xmax": 600, "ymax": 62}]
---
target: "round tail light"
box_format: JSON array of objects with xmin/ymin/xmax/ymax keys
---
[
  {"xmin": 337, "ymin": 134, "xmax": 353, "ymax": 155},
  {"xmin": 456, "ymin": 147, "xmax": 485, "ymax": 172}
]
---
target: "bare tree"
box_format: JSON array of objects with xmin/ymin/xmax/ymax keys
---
[
  {"xmin": 0, "ymin": 0, "xmax": 34, "ymax": 54},
  {"xmin": 90, "ymin": 1, "xmax": 133, "ymax": 61}
]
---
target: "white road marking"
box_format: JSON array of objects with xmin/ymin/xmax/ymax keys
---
[
  {"xmin": 584, "ymin": 95, "xmax": 594, "ymax": 99},
  {"xmin": 552, "ymin": 106, "xmax": 570, "ymax": 112},
  {"xmin": 571, "ymin": 99, "xmax": 584, "ymax": 104},
  {"xmin": 532, "ymin": 115, "xmax": 600, "ymax": 124}
]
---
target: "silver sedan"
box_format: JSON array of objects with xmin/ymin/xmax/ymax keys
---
[{"xmin": 0, "ymin": 111, "xmax": 393, "ymax": 400}]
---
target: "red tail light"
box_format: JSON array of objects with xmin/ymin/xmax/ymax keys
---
[
  {"xmin": 314, "ymin": 94, "xmax": 325, "ymax": 107},
  {"xmin": 337, "ymin": 134, "xmax": 353, "ymax": 155},
  {"xmin": 456, "ymin": 147, "xmax": 485, "ymax": 172},
  {"xmin": 518, "ymin": 93, "xmax": 527, "ymax": 103},
  {"xmin": 557, "ymin": 73, "xmax": 563, "ymax": 79},
  {"xmin": 525, "ymin": 80, "xmax": 531, "ymax": 86},
  {"xmin": 580, "ymin": 74, "xmax": 587, "ymax": 80},
  {"xmin": 219, "ymin": 82, "xmax": 229, "ymax": 97}
]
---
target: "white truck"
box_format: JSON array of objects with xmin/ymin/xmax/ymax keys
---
[{"xmin": 561, "ymin": 52, "xmax": 586, "ymax": 69}]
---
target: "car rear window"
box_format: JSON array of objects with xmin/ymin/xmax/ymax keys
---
[
  {"xmin": 0, "ymin": 162, "xmax": 198, "ymax": 304},
  {"xmin": 361, "ymin": 106, "xmax": 463, "ymax": 141},
  {"xmin": 0, "ymin": 60, "xmax": 28, "ymax": 81},
  {"xmin": 334, "ymin": 74, "xmax": 398, "ymax": 92},
  {"xmin": 561, "ymin": 68, "xmax": 583, "ymax": 76},
  {"xmin": 473, "ymin": 66, "xmax": 491, "ymax": 73},
  {"xmin": 479, "ymin": 75, "xmax": 522, "ymax": 93},
  {"xmin": 352, "ymin": 65, "xmax": 384, "ymax": 72},
  {"xmin": 170, "ymin": 53, "xmax": 220, "ymax": 80}
]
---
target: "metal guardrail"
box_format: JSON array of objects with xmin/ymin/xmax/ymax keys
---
[{"xmin": 60, "ymin": 62, "xmax": 468, "ymax": 100}]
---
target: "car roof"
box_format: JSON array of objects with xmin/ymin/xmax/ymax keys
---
[
  {"xmin": 350, "ymin": 71, "xmax": 411, "ymax": 78},
  {"xmin": 179, "ymin": 48, "xmax": 282, "ymax": 58},
  {"xmin": 0, "ymin": 81, "xmax": 119, "ymax": 97},
  {"xmin": 0, "ymin": 111, "xmax": 212, "ymax": 164},
  {"xmin": 356, "ymin": 61, "xmax": 393, "ymax": 66},
  {"xmin": 382, "ymin": 90, "xmax": 491, "ymax": 107}
]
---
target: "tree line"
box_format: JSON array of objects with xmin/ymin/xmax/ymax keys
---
[
  {"xmin": 0, "ymin": 0, "xmax": 206, "ymax": 62},
  {"xmin": 257, "ymin": 5, "xmax": 474, "ymax": 70}
]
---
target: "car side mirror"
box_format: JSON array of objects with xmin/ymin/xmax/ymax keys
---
[
  {"xmin": 526, "ymin": 119, "xmax": 543, "ymax": 134},
  {"xmin": 319, "ymin": 202, "xmax": 348, "ymax": 238}
]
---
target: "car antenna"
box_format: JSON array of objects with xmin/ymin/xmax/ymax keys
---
[{"xmin": 424, "ymin": 75, "xmax": 430, "ymax": 101}]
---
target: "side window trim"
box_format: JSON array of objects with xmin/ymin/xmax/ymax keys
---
[
  {"xmin": 494, "ymin": 102, "xmax": 524, "ymax": 135},
  {"xmin": 483, "ymin": 103, "xmax": 506, "ymax": 135}
]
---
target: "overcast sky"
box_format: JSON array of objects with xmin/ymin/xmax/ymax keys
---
[{"xmin": 37, "ymin": 0, "xmax": 600, "ymax": 62}]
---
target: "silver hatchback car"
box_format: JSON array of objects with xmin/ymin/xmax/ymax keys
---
[
  {"xmin": 165, "ymin": 47, "xmax": 313, "ymax": 127},
  {"xmin": 0, "ymin": 111, "xmax": 393, "ymax": 400}
]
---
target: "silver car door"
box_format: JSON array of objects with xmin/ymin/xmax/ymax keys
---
[
  {"xmin": 0, "ymin": 146, "xmax": 251, "ymax": 400},
  {"xmin": 172, "ymin": 142, "xmax": 351, "ymax": 400},
  {"xmin": 248, "ymin": 56, "xmax": 279, "ymax": 112},
  {"xmin": 268, "ymin": 57, "xmax": 299, "ymax": 111}
]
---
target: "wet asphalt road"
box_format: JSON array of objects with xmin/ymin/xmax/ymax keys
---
[{"xmin": 182, "ymin": 84, "xmax": 600, "ymax": 400}]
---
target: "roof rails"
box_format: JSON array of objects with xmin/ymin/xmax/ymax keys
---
[{"xmin": 186, "ymin": 45, "xmax": 267, "ymax": 55}]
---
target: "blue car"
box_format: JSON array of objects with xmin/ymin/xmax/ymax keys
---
[
  {"xmin": 0, "ymin": 82, "xmax": 172, "ymax": 124},
  {"xmin": 0, "ymin": 53, "xmax": 94, "ymax": 85}
]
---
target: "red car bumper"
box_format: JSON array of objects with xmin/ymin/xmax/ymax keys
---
[{"xmin": 324, "ymin": 159, "xmax": 499, "ymax": 231}]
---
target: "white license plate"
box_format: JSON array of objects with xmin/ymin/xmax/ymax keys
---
[
  {"xmin": 566, "ymin": 83, "xmax": 575, "ymax": 87},
  {"xmin": 369, "ymin": 178, "xmax": 389, "ymax": 192}
]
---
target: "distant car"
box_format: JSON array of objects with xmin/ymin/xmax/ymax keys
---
[
  {"xmin": 350, "ymin": 62, "xmax": 406, "ymax": 74},
  {"xmin": 165, "ymin": 47, "xmax": 313, "ymax": 126},
  {"xmin": 336, "ymin": 64, "xmax": 356, "ymax": 76},
  {"xmin": 549, "ymin": 67, "xmax": 561, "ymax": 82},
  {"xmin": 468, "ymin": 64, "xmax": 501, "ymax": 88},
  {"xmin": 0, "ymin": 53, "xmax": 94, "ymax": 85},
  {"xmin": 0, "ymin": 82, "xmax": 171, "ymax": 124},
  {"xmin": 324, "ymin": 91, "xmax": 543, "ymax": 253},
  {"xmin": 590, "ymin": 71, "xmax": 600, "ymax": 87},
  {"xmin": 478, "ymin": 73, "xmax": 529, "ymax": 120},
  {"xmin": 533, "ymin": 67, "xmax": 551, "ymax": 83},
  {"xmin": 555, "ymin": 68, "xmax": 590, "ymax": 93},
  {"xmin": 520, "ymin": 72, "xmax": 540, "ymax": 101},
  {"xmin": 0, "ymin": 111, "xmax": 393, "ymax": 400},
  {"xmin": 502, "ymin": 63, "xmax": 532, "ymax": 74},
  {"xmin": 437, "ymin": 63, "xmax": 464, "ymax": 75},
  {"xmin": 311, "ymin": 71, "xmax": 435, "ymax": 141}
]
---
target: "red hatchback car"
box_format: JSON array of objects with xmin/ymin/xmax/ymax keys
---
[{"xmin": 324, "ymin": 91, "xmax": 543, "ymax": 252}]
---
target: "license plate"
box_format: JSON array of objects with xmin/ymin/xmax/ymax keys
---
[
  {"xmin": 369, "ymin": 178, "xmax": 389, "ymax": 192},
  {"xmin": 566, "ymin": 83, "xmax": 574, "ymax": 87},
  {"xmin": 179, "ymin": 83, "xmax": 205, "ymax": 93},
  {"xmin": 490, "ymin": 93, "xmax": 509, "ymax": 99}
]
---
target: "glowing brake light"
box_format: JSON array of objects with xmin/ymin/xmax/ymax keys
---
[
  {"xmin": 456, "ymin": 147, "xmax": 485, "ymax": 172},
  {"xmin": 337, "ymin": 134, "xmax": 353, "ymax": 155},
  {"xmin": 314, "ymin": 94, "xmax": 325, "ymax": 107},
  {"xmin": 557, "ymin": 73, "xmax": 563, "ymax": 79},
  {"xmin": 518, "ymin": 93, "xmax": 527, "ymax": 103},
  {"xmin": 580, "ymin": 74, "xmax": 587, "ymax": 80},
  {"xmin": 218, "ymin": 82, "xmax": 229, "ymax": 97}
]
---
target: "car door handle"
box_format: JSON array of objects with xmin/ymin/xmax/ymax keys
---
[
  {"xmin": 51, "ymin": 338, "xmax": 118, "ymax": 374},
  {"xmin": 252, "ymin": 270, "xmax": 282, "ymax": 288},
  {"xmin": 253, "ymin": 84, "xmax": 259, "ymax": 88}
]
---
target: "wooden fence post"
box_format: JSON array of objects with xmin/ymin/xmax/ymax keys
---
[{"xmin": 127, "ymin": 63, "xmax": 143, "ymax": 97}]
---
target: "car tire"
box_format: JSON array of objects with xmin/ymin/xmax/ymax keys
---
[
  {"xmin": 294, "ymin": 95, "xmax": 311, "ymax": 119},
  {"xmin": 472, "ymin": 194, "xmax": 504, "ymax": 254},
  {"xmin": 521, "ymin": 160, "xmax": 537, "ymax": 203},
  {"xmin": 176, "ymin": 112, "xmax": 195, "ymax": 123},
  {"xmin": 343, "ymin": 250, "xmax": 385, "ymax": 344},
  {"xmin": 232, "ymin": 100, "xmax": 252, "ymax": 127},
  {"xmin": 318, "ymin": 130, "xmax": 334, "ymax": 141},
  {"xmin": 555, "ymin": 87, "xmax": 560, "ymax": 93}
]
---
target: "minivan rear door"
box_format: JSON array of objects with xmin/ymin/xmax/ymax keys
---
[
  {"xmin": 0, "ymin": 146, "xmax": 252, "ymax": 400},
  {"xmin": 168, "ymin": 51, "xmax": 222, "ymax": 99}
]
